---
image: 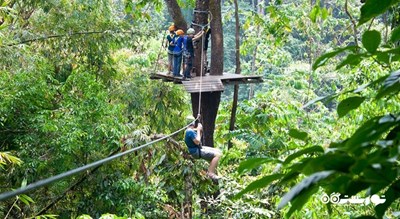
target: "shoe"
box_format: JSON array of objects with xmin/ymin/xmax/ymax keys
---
[
  {"xmin": 174, "ymin": 74, "xmax": 183, "ymax": 78},
  {"xmin": 207, "ymin": 172, "xmax": 221, "ymax": 180}
]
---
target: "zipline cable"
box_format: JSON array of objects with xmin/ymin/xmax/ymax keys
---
[{"xmin": 0, "ymin": 120, "xmax": 197, "ymax": 201}]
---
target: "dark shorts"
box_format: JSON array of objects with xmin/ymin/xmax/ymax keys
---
[{"xmin": 191, "ymin": 146, "xmax": 222, "ymax": 161}]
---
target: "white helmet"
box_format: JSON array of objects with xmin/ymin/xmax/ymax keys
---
[{"xmin": 187, "ymin": 28, "xmax": 195, "ymax": 35}]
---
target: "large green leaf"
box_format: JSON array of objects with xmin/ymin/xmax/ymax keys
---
[
  {"xmin": 336, "ymin": 53, "xmax": 364, "ymax": 70},
  {"xmin": 278, "ymin": 171, "xmax": 334, "ymax": 209},
  {"xmin": 303, "ymin": 154, "xmax": 355, "ymax": 174},
  {"xmin": 376, "ymin": 70, "xmax": 400, "ymax": 99},
  {"xmin": 362, "ymin": 30, "xmax": 381, "ymax": 53},
  {"xmin": 359, "ymin": 0, "xmax": 400, "ymax": 25},
  {"xmin": 238, "ymin": 157, "xmax": 278, "ymax": 175},
  {"xmin": 312, "ymin": 46, "xmax": 358, "ymax": 70},
  {"xmin": 283, "ymin": 146, "xmax": 324, "ymax": 165},
  {"xmin": 288, "ymin": 129, "xmax": 308, "ymax": 141},
  {"xmin": 285, "ymin": 186, "xmax": 318, "ymax": 218},
  {"xmin": 390, "ymin": 26, "xmax": 400, "ymax": 43},
  {"xmin": 337, "ymin": 96, "xmax": 366, "ymax": 118},
  {"xmin": 345, "ymin": 115, "xmax": 398, "ymax": 150},
  {"xmin": 375, "ymin": 180, "xmax": 400, "ymax": 218},
  {"xmin": 234, "ymin": 174, "xmax": 284, "ymax": 199}
]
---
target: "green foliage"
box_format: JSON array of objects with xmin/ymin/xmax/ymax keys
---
[
  {"xmin": 233, "ymin": 1, "xmax": 400, "ymax": 218},
  {"xmin": 362, "ymin": 30, "xmax": 381, "ymax": 54},
  {"xmin": 337, "ymin": 96, "xmax": 366, "ymax": 118}
]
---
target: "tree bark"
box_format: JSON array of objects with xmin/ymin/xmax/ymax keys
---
[
  {"xmin": 209, "ymin": 0, "xmax": 223, "ymax": 76},
  {"xmin": 164, "ymin": 0, "xmax": 188, "ymax": 31},
  {"xmin": 191, "ymin": 92, "xmax": 221, "ymax": 148},
  {"xmin": 193, "ymin": 0, "xmax": 210, "ymax": 77}
]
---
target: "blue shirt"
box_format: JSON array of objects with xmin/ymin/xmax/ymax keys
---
[
  {"xmin": 166, "ymin": 34, "xmax": 176, "ymax": 52},
  {"xmin": 184, "ymin": 128, "xmax": 199, "ymax": 154},
  {"xmin": 173, "ymin": 36, "xmax": 184, "ymax": 54}
]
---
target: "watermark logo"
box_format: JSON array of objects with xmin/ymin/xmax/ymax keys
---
[{"xmin": 320, "ymin": 193, "xmax": 386, "ymax": 205}]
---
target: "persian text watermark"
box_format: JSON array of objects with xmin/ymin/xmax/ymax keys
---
[{"xmin": 320, "ymin": 193, "xmax": 386, "ymax": 205}]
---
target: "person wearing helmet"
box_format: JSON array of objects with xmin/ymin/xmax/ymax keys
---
[
  {"xmin": 166, "ymin": 25, "xmax": 177, "ymax": 74},
  {"xmin": 172, "ymin": 29, "xmax": 185, "ymax": 77},
  {"xmin": 184, "ymin": 121, "xmax": 222, "ymax": 181},
  {"xmin": 182, "ymin": 28, "xmax": 195, "ymax": 80}
]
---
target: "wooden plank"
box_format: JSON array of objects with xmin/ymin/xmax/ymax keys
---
[
  {"xmin": 151, "ymin": 72, "xmax": 264, "ymax": 89},
  {"xmin": 182, "ymin": 80, "xmax": 224, "ymax": 93}
]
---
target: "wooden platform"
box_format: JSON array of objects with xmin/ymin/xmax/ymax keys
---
[{"xmin": 150, "ymin": 72, "xmax": 263, "ymax": 93}]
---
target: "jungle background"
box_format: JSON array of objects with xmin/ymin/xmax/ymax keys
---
[{"xmin": 1, "ymin": 0, "xmax": 400, "ymax": 218}]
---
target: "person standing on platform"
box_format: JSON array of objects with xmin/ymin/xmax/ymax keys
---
[
  {"xmin": 182, "ymin": 28, "xmax": 195, "ymax": 80},
  {"xmin": 165, "ymin": 25, "xmax": 177, "ymax": 74},
  {"xmin": 183, "ymin": 28, "xmax": 204, "ymax": 80},
  {"xmin": 173, "ymin": 29, "xmax": 185, "ymax": 77}
]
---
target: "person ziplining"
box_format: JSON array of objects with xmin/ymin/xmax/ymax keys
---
[{"xmin": 184, "ymin": 118, "xmax": 222, "ymax": 181}]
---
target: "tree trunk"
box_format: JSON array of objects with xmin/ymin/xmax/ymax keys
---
[
  {"xmin": 164, "ymin": 0, "xmax": 188, "ymax": 31},
  {"xmin": 228, "ymin": 0, "xmax": 241, "ymax": 150},
  {"xmin": 193, "ymin": 0, "xmax": 210, "ymax": 77},
  {"xmin": 191, "ymin": 92, "xmax": 221, "ymax": 147},
  {"xmin": 209, "ymin": 0, "xmax": 223, "ymax": 76}
]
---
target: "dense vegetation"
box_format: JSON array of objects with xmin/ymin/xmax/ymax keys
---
[{"xmin": 1, "ymin": 0, "xmax": 400, "ymax": 218}]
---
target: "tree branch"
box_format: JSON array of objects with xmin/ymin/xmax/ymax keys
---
[
  {"xmin": 345, "ymin": 0, "xmax": 359, "ymax": 48},
  {"xmin": 164, "ymin": 0, "xmax": 187, "ymax": 31}
]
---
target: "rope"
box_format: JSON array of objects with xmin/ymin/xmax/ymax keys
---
[
  {"xmin": 198, "ymin": 32, "xmax": 205, "ymax": 116},
  {"xmin": 0, "ymin": 120, "xmax": 196, "ymax": 201},
  {"xmin": 196, "ymin": 10, "xmax": 213, "ymax": 118},
  {"xmin": 153, "ymin": 32, "xmax": 165, "ymax": 74}
]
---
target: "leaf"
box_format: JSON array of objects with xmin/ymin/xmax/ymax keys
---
[
  {"xmin": 362, "ymin": 30, "xmax": 381, "ymax": 53},
  {"xmin": 376, "ymin": 70, "xmax": 400, "ymax": 99},
  {"xmin": 278, "ymin": 171, "xmax": 334, "ymax": 209},
  {"xmin": 390, "ymin": 26, "xmax": 400, "ymax": 43},
  {"xmin": 303, "ymin": 154, "xmax": 355, "ymax": 175},
  {"xmin": 312, "ymin": 46, "xmax": 357, "ymax": 70},
  {"xmin": 285, "ymin": 186, "xmax": 318, "ymax": 218},
  {"xmin": 321, "ymin": 8, "xmax": 329, "ymax": 20},
  {"xmin": 288, "ymin": 129, "xmax": 308, "ymax": 141},
  {"xmin": 337, "ymin": 96, "xmax": 366, "ymax": 118},
  {"xmin": 284, "ymin": 146, "xmax": 324, "ymax": 165},
  {"xmin": 359, "ymin": 0, "xmax": 400, "ymax": 25},
  {"xmin": 234, "ymin": 174, "xmax": 284, "ymax": 199},
  {"xmin": 375, "ymin": 180, "xmax": 400, "ymax": 218},
  {"xmin": 376, "ymin": 52, "xmax": 390, "ymax": 65},
  {"xmin": 345, "ymin": 115, "xmax": 398, "ymax": 150},
  {"xmin": 238, "ymin": 157, "xmax": 278, "ymax": 175},
  {"xmin": 302, "ymin": 95, "xmax": 331, "ymax": 108},
  {"xmin": 19, "ymin": 194, "xmax": 34, "ymax": 206},
  {"xmin": 336, "ymin": 54, "xmax": 364, "ymax": 70},
  {"xmin": 309, "ymin": 5, "xmax": 319, "ymax": 23}
]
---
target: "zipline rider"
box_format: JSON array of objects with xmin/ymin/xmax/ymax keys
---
[{"xmin": 184, "ymin": 120, "xmax": 222, "ymax": 180}]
